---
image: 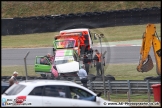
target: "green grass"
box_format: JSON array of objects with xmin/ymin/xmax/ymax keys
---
[
  {"xmin": 101, "ymin": 93, "xmax": 155, "ymax": 102},
  {"xmin": 2, "ymin": 1, "xmax": 161, "ymax": 18},
  {"xmin": 1, "ymin": 23, "xmax": 161, "ymax": 48},
  {"xmin": 2, "ymin": 64, "xmax": 158, "ymax": 80},
  {"xmin": 100, "ymin": 93, "xmax": 161, "ymax": 106}
]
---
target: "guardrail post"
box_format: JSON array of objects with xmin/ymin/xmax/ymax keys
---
[
  {"xmin": 127, "ymin": 80, "xmax": 132, "ymax": 95},
  {"xmin": 147, "ymin": 92, "xmax": 151, "ymax": 102},
  {"xmin": 146, "ymin": 80, "xmax": 151, "ymax": 102},
  {"xmin": 127, "ymin": 91, "xmax": 131, "ymax": 102},
  {"xmin": 146, "ymin": 80, "xmax": 150, "ymax": 94},
  {"xmin": 107, "ymin": 91, "xmax": 110, "ymax": 101},
  {"xmin": 73, "ymin": 77, "xmax": 76, "ymax": 83},
  {"xmin": 88, "ymin": 80, "xmax": 93, "ymax": 90},
  {"xmin": 108, "ymin": 80, "xmax": 112, "ymax": 94}
]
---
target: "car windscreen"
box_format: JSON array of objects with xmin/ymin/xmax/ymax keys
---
[
  {"xmin": 4, "ymin": 84, "xmax": 26, "ymax": 95},
  {"xmin": 55, "ymin": 40, "xmax": 75, "ymax": 49}
]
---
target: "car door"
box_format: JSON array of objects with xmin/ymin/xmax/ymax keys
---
[
  {"xmin": 42, "ymin": 85, "xmax": 71, "ymax": 106},
  {"xmin": 68, "ymin": 86, "xmax": 99, "ymax": 106},
  {"xmin": 27, "ymin": 86, "xmax": 43, "ymax": 106},
  {"xmin": 35, "ymin": 56, "xmax": 51, "ymax": 73}
]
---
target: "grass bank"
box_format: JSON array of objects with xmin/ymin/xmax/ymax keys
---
[
  {"xmin": 2, "ymin": 1, "xmax": 160, "ymax": 18},
  {"xmin": 1, "ymin": 23, "xmax": 161, "ymax": 48}
]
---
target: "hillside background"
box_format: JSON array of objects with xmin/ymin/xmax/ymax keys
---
[{"xmin": 1, "ymin": 1, "xmax": 161, "ymax": 18}]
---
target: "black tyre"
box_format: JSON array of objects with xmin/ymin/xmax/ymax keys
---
[
  {"xmin": 144, "ymin": 76, "xmax": 161, "ymax": 81},
  {"xmin": 87, "ymin": 74, "xmax": 96, "ymax": 81},
  {"xmin": 94, "ymin": 75, "xmax": 103, "ymax": 81},
  {"xmin": 144, "ymin": 76, "xmax": 154, "ymax": 81},
  {"xmin": 105, "ymin": 75, "xmax": 115, "ymax": 81}
]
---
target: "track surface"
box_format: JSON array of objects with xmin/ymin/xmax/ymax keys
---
[{"xmin": 2, "ymin": 46, "xmax": 154, "ymax": 66}]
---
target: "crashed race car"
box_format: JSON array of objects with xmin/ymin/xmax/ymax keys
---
[{"xmin": 35, "ymin": 49, "xmax": 80, "ymax": 79}]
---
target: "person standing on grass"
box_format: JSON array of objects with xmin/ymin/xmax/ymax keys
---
[
  {"xmin": 93, "ymin": 49, "xmax": 102, "ymax": 76},
  {"xmin": 9, "ymin": 71, "xmax": 19, "ymax": 87},
  {"xmin": 83, "ymin": 54, "xmax": 91, "ymax": 75},
  {"xmin": 77, "ymin": 65, "xmax": 88, "ymax": 88}
]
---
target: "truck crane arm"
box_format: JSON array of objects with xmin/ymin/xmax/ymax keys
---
[{"xmin": 137, "ymin": 24, "xmax": 161, "ymax": 76}]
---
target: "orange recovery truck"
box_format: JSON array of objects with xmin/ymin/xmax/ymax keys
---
[{"xmin": 53, "ymin": 28, "xmax": 94, "ymax": 65}]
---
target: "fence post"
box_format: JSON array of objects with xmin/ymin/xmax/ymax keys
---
[
  {"xmin": 107, "ymin": 91, "xmax": 110, "ymax": 101},
  {"xmin": 127, "ymin": 91, "xmax": 130, "ymax": 102},
  {"xmin": 108, "ymin": 80, "xmax": 112, "ymax": 94},
  {"xmin": 127, "ymin": 80, "xmax": 132, "ymax": 95},
  {"xmin": 24, "ymin": 51, "xmax": 30, "ymax": 80}
]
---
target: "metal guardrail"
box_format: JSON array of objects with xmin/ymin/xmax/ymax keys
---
[
  {"xmin": 75, "ymin": 80, "xmax": 161, "ymax": 94},
  {"xmin": 1, "ymin": 76, "xmax": 160, "ymax": 94}
]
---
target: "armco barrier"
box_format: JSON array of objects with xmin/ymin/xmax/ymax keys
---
[
  {"xmin": 1, "ymin": 7, "xmax": 161, "ymax": 36},
  {"xmin": 1, "ymin": 76, "xmax": 160, "ymax": 94}
]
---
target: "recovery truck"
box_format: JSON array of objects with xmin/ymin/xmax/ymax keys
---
[
  {"xmin": 53, "ymin": 28, "xmax": 94, "ymax": 58},
  {"xmin": 35, "ymin": 28, "xmax": 95, "ymax": 79},
  {"xmin": 137, "ymin": 23, "xmax": 161, "ymax": 80}
]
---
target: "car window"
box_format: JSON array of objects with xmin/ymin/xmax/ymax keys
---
[
  {"xmin": 69, "ymin": 86, "xmax": 95, "ymax": 102},
  {"xmin": 55, "ymin": 60, "xmax": 68, "ymax": 65},
  {"xmin": 28, "ymin": 86, "xmax": 44, "ymax": 96},
  {"xmin": 40, "ymin": 57, "xmax": 50, "ymax": 65},
  {"xmin": 43, "ymin": 85, "xmax": 67, "ymax": 98},
  {"xmin": 36, "ymin": 57, "xmax": 41, "ymax": 64},
  {"xmin": 4, "ymin": 84, "xmax": 26, "ymax": 95}
]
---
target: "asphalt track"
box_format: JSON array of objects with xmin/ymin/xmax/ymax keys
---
[{"xmin": 2, "ymin": 46, "xmax": 155, "ymax": 66}]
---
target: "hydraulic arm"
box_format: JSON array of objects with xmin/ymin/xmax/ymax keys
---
[{"xmin": 137, "ymin": 24, "xmax": 161, "ymax": 76}]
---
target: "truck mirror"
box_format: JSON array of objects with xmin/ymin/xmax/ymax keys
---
[{"xmin": 100, "ymin": 34, "xmax": 104, "ymax": 38}]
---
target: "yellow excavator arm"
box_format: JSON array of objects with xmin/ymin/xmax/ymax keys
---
[{"xmin": 137, "ymin": 24, "xmax": 161, "ymax": 76}]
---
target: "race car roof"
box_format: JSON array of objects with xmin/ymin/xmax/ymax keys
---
[{"xmin": 55, "ymin": 49, "xmax": 74, "ymax": 57}]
